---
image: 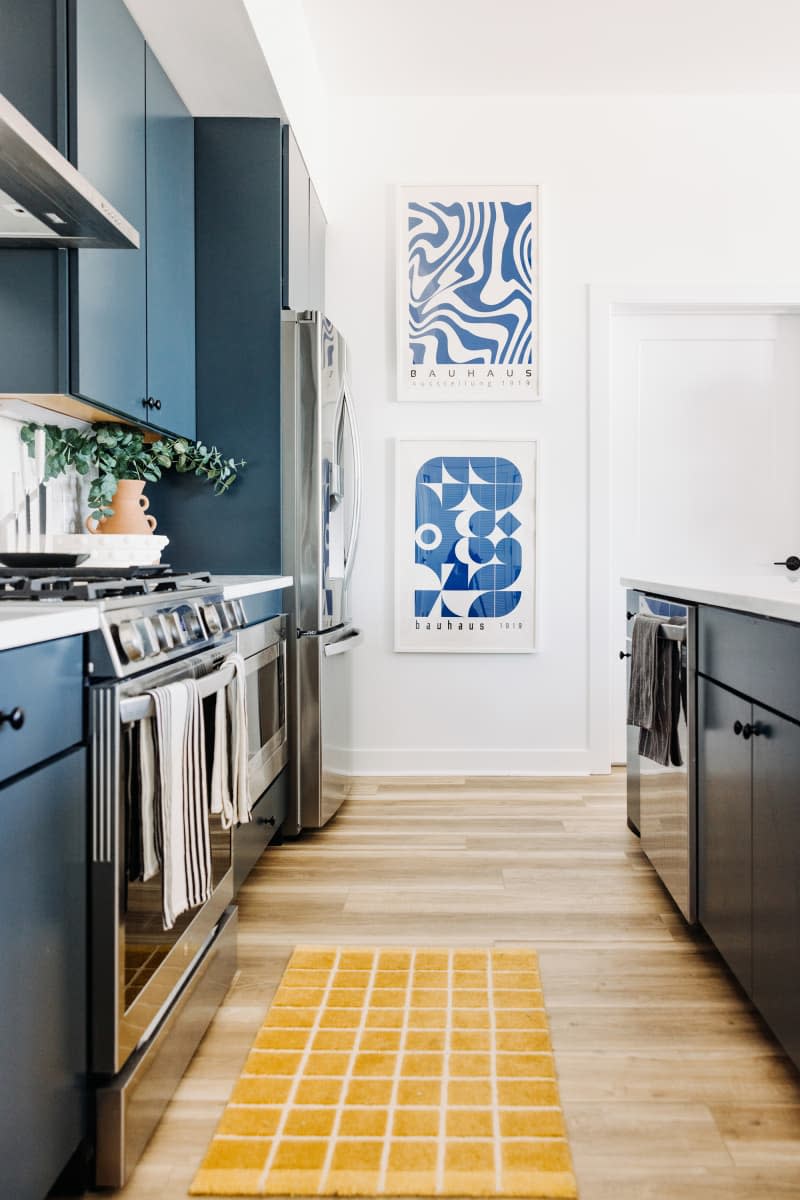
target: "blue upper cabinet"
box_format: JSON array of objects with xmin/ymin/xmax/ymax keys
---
[
  {"xmin": 69, "ymin": 0, "xmax": 148, "ymax": 421},
  {"xmin": 145, "ymin": 46, "xmax": 196, "ymax": 441},
  {"xmin": 68, "ymin": 1, "xmax": 196, "ymax": 438}
]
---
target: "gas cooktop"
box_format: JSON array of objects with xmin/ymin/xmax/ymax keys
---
[{"xmin": 0, "ymin": 566, "xmax": 212, "ymax": 603}]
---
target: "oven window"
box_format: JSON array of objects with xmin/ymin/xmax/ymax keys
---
[
  {"xmin": 246, "ymin": 651, "xmax": 284, "ymax": 758},
  {"xmin": 122, "ymin": 733, "xmax": 231, "ymax": 1013}
]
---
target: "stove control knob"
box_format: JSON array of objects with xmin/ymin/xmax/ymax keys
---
[
  {"xmin": 223, "ymin": 600, "xmax": 239, "ymax": 628},
  {"xmin": 118, "ymin": 620, "xmax": 145, "ymax": 663},
  {"xmin": 181, "ymin": 606, "xmax": 204, "ymax": 640},
  {"xmin": 138, "ymin": 618, "xmax": 160, "ymax": 658},
  {"xmin": 168, "ymin": 611, "xmax": 188, "ymax": 645},
  {"xmin": 202, "ymin": 603, "xmax": 223, "ymax": 635},
  {"xmin": 153, "ymin": 613, "xmax": 174, "ymax": 651}
]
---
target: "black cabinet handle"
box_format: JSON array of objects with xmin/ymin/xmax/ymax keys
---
[
  {"xmin": 774, "ymin": 555, "xmax": 800, "ymax": 571},
  {"xmin": 143, "ymin": 397, "xmax": 163, "ymax": 411},
  {"xmin": 257, "ymin": 815, "xmax": 276, "ymax": 827},
  {"xmin": 626, "ymin": 611, "xmax": 636, "ymax": 621},
  {"xmin": 619, "ymin": 650, "xmax": 631, "ymax": 659},
  {"xmin": 153, "ymin": 398, "xmax": 162, "ymax": 411},
  {"xmin": 742, "ymin": 723, "xmax": 753, "ymax": 740},
  {"xmin": 0, "ymin": 707, "xmax": 25, "ymax": 731},
  {"xmin": 733, "ymin": 720, "xmax": 744, "ymax": 736},
  {"xmin": 751, "ymin": 721, "xmax": 767, "ymax": 738}
]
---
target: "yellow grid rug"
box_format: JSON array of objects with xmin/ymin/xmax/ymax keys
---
[{"xmin": 190, "ymin": 946, "xmax": 577, "ymax": 1198}]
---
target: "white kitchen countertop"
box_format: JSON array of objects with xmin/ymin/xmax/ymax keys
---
[
  {"xmin": 0, "ymin": 604, "xmax": 101, "ymax": 652},
  {"xmin": 621, "ymin": 573, "xmax": 800, "ymax": 623},
  {"xmin": 0, "ymin": 575, "xmax": 293, "ymax": 653},
  {"xmin": 216, "ymin": 575, "xmax": 293, "ymax": 600}
]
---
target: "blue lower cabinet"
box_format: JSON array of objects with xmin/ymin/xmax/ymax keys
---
[
  {"xmin": 0, "ymin": 748, "xmax": 87, "ymax": 1200},
  {"xmin": 234, "ymin": 769, "xmax": 288, "ymax": 893},
  {"xmin": 0, "ymin": 636, "xmax": 83, "ymax": 786}
]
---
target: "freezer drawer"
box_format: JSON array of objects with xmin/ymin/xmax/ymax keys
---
[{"xmin": 295, "ymin": 625, "xmax": 362, "ymax": 830}]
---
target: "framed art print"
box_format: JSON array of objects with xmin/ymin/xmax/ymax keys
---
[
  {"xmin": 396, "ymin": 185, "xmax": 541, "ymax": 401},
  {"xmin": 394, "ymin": 440, "xmax": 537, "ymax": 653}
]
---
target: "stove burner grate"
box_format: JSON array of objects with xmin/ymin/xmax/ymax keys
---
[{"xmin": 0, "ymin": 568, "xmax": 211, "ymax": 602}]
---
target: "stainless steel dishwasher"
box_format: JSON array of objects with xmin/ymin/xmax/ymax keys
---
[{"xmin": 625, "ymin": 590, "xmax": 697, "ymax": 924}]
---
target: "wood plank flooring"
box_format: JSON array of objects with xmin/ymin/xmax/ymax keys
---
[{"xmin": 104, "ymin": 774, "xmax": 800, "ymax": 1199}]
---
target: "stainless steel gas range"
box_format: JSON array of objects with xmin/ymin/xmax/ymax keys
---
[{"xmin": 0, "ymin": 567, "xmax": 286, "ymax": 1187}]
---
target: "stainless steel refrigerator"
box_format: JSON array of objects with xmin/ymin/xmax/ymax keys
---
[{"xmin": 282, "ymin": 311, "xmax": 363, "ymax": 831}]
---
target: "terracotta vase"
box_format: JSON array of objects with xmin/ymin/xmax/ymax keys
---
[{"xmin": 85, "ymin": 479, "xmax": 158, "ymax": 535}]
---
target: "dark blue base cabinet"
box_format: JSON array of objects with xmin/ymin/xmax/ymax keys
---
[
  {"xmin": 234, "ymin": 770, "xmax": 287, "ymax": 894},
  {"xmin": 0, "ymin": 749, "xmax": 87, "ymax": 1200},
  {"xmin": 698, "ymin": 606, "xmax": 800, "ymax": 1074}
]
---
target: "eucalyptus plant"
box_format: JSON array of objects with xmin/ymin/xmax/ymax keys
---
[{"xmin": 20, "ymin": 421, "xmax": 245, "ymax": 522}]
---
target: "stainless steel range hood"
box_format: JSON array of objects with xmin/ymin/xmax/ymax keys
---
[{"xmin": 0, "ymin": 92, "xmax": 139, "ymax": 250}]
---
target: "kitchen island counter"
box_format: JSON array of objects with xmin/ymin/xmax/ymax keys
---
[{"xmin": 621, "ymin": 573, "xmax": 800, "ymax": 624}]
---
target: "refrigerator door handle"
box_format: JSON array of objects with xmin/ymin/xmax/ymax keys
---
[
  {"xmin": 323, "ymin": 627, "xmax": 364, "ymax": 657},
  {"xmin": 341, "ymin": 375, "xmax": 363, "ymax": 590}
]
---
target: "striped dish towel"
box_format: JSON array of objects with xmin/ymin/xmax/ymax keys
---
[
  {"xmin": 150, "ymin": 679, "xmax": 212, "ymax": 930},
  {"xmin": 210, "ymin": 652, "xmax": 251, "ymax": 829}
]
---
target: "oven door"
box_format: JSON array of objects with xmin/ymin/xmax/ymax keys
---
[
  {"xmin": 89, "ymin": 643, "xmax": 236, "ymax": 1076},
  {"xmin": 238, "ymin": 617, "xmax": 289, "ymax": 805}
]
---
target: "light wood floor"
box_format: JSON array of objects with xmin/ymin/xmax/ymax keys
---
[{"xmin": 105, "ymin": 774, "xmax": 800, "ymax": 1199}]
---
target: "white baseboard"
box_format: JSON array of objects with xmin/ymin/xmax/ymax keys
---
[{"xmin": 342, "ymin": 747, "xmax": 607, "ymax": 776}]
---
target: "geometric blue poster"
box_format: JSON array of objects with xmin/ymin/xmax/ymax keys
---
[
  {"xmin": 395, "ymin": 440, "xmax": 537, "ymax": 651},
  {"xmin": 396, "ymin": 186, "xmax": 541, "ymax": 401}
]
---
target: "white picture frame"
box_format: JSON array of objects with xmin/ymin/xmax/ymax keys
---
[
  {"xmin": 394, "ymin": 439, "xmax": 538, "ymax": 653},
  {"xmin": 395, "ymin": 185, "xmax": 541, "ymax": 402}
]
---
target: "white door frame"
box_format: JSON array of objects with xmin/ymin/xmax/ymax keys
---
[{"xmin": 588, "ymin": 284, "xmax": 800, "ymax": 770}]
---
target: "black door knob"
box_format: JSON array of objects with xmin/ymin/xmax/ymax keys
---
[
  {"xmin": 0, "ymin": 707, "xmax": 25, "ymax": 731},
  {"xmin": 774, "ymin": 555, "xmax": 800, "ymax": 571},
  {"xmin": 619, "ymin": 650, "xmax": 631, "ymax": 660}
]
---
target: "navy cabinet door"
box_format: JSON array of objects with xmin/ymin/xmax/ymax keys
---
[
  {"xmin": 752, "ymin": 705, "xmax": 800, "ymax": 1071},
  {"xmin": 698, "ymin": 677, "xmax": 753, "ymax": 993},
  {"xmin": 0, "ymin": 749, "xmax": 87, "ymax": 1200},
  {"xmin": 69, "ymin": 0, "xmax": 147, "ymax": 420},
  {"xmin": 145, "ymin": 46, "xmax": 196, "ymax": 440},
  {"xmin": 282, "ymin": 126, "xmax": 310, "ymax": 310}
]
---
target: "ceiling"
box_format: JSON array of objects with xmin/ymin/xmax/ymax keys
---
[{"xmin": 301, "ymin": 0, "xmax": 800, "ymax": 96}]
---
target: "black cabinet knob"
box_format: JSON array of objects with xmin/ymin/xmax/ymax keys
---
[
  {"xmin": 143, "ymin": 397, "xmax": 163, "ymax": 411},
  {"xmin": 153, "ymin": 398, "xmax": 162, "ymax": 411},
  {"xmin": 733, "ymin": 720, "xmax": 743, "ymax": 736},
  {"xmin": 257, "ymin": 814, "xmax": 276, "ymax": 827},
  {"xmin": 0, "ymin": 707, "xmax": 25, "ymax": 731},
  {"xmin": 773, "ymin": 555, "xmax": 800, "ymax": 571},
  {"xmin": 619, "ymin": 650, "xmax": 631, "ymax": 660},
  {"xmin": 742, "ymin": 723, "xmax": 753, "ymax": 740}
]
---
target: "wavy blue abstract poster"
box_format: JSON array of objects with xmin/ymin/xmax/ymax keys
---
[
  {"xmin": 394, "ymin": 440, "xmax": 537, "ymax": 652},
  {"xmin": 396, "ymin": 186, "xmax": 540, "ymax": 401}
]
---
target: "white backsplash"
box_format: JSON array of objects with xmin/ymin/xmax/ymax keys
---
[{"xmin": 0, "ymin": 401, "xmax": 93, "ymax": 553}]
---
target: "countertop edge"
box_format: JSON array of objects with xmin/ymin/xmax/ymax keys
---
[
  {"xmin": 621, "ymin": 576, "xmax": 800, "ymax": 624},
  {"xmin": 0, "ymin": 608, "xmax": 100, "ymax": 652},
  {"xmin": 219, "ymin": 575, "xmax": 294, "ymax": 600}
]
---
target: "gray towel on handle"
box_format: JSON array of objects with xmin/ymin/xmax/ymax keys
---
[
  {"xmin": 627, "ymin": 614, "xmax": 683, "ymax": 768},
  {"xmin": 627, "ymin": 614, "xmax": 661, "ymax": 728}
]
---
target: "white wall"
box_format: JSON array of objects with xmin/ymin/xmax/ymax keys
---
[{"xmin": 324, "ymin": 94, "xmax": 800, "ymax": 775}]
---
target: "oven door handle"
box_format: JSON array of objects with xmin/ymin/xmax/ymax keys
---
[
  {"xmin": 323, "ymin": 628, "xmax": 363, "ymax": 657},
  {"xmin": 244, "ymin": 642, "xmax": 282, "ymax": 673}
]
